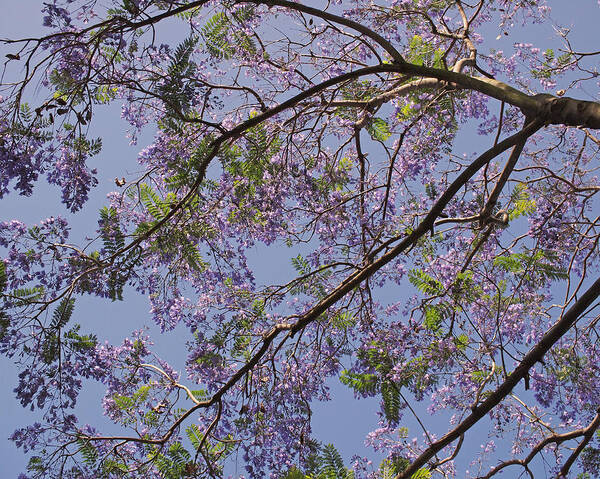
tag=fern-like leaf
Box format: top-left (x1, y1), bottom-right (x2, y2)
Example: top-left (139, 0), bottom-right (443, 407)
top-left (202, 13), bottom-right (233, 60)
top-left (408, 269), bottom-right (444, 296)
top-left (77, 437), bottom-right (98, 466)
top-left (157, 36), bottom-right (199, 117)
top-left (50, 297), bottom-right (75, 330)
top-left (139, 183), bottom-right (170, 221)
top-left (0, 261), bottom-right (7, 291)
top-left (0, 312), bottom-right (10, 340)
top-left (339, 370), bottom-right (379, 396)
top-left (381, 381), bottom-right (401, 424)
top-left (366, 117), bottom-right (391, 142)
top-left (99, 206), bottom-right (125, 256)
top-left (10, 286), bottom-right (45, 306)
top-left (292, 254), bottom-right (311, 276)
top-left (318, 444), bottom-right (346, 479)
top-left (186, 423), bottom-right (202, 451)
top-left (410, 468), bottom-right (432, 479)
top-left (280, 466), bottom-right (306, 479)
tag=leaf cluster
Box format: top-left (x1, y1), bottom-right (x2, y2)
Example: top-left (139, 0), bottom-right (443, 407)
top-left (135, 184), bottom-right (211, 273)
top-left (96, 206), bottom-right (144, 300)
top-left (281, 444), bottom-right (354, 479)
top-left (493, 248), bottom-right (568, 284)
top-left (38, 298), bottom-right (97, 365)
top-left (201, 8), bottom-right (256, 61)
top-left (290, 254), bottom-right (332, 299)
top-left (156, 36), bottom-right (201, 122)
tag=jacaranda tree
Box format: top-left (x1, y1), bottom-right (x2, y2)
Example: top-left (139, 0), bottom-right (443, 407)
top-left (2, 1), bottom-right (600, 477)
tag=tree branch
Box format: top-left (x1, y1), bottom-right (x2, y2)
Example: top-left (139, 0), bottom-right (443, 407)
top-left (397, 277), bottom-right (600, 479)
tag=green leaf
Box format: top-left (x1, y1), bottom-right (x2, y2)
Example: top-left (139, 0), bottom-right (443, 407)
top-left (407, 35), bottom-right (430, 66)
top-left (408, 269), bottom-right (444, 296)
top-left (39, 298), bottom-right (76, 364)
top-left (509, 183), bottom-right (536, 220)
top-left (64, 324), bottom-right (97, 351)
top-left (494, 250), bottom-right (568, 283)
top-left (379, 457), bottom-right (410, 478)
top-left (27, 456), bottom-right (46, 473)
top-left (234, 30), bottom-right (256, 56)
top-left (381, 381), bottom-right (401, 424)
top-left (202, 12), bottom-right (233, 60)
top-left (0, 261), bottom-right (7, 291)
top-left (411, 468), bottom-right (431, 479)
top-left (99, 206), bottom-right (125, 256)
top-left (101, 458), bottom-right (129, 475)
top-left (366, 117), bottom-right (391, 142)
top-left (50, 297), bottom-right (75, 330)
top-left (139, 183), bottom-right (170, 222)
top-left (423, 305), bottom-right (442, 332)
top-left (455, 334), bottom-right (469, 351)
top-left (424, 183), bottom-right (437, 201)
top-left (318, 444), bottom-right (348, 479)
top-left (201, 8), bottom-right (256, 60)
top-left (186, 423), bottom-right (203, 450)
top-left (77, 437), bottom-right (98, 466)
top-left (292, 254), bottom-right (311, 275)
top-left (0, 312), bottom-right (10, 340)
top-left (339, 370), bottom-right (379, 396)
top-left (9, 286), bottom-right (45, 306)
top-left (113, 394), bottom-right (135, 410)
top-left (280, 466), bottom-right (306, 479)
top-left (156, 36), bottom-right (200, 117)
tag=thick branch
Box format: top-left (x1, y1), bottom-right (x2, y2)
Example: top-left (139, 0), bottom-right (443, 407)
top-left (400, 65), bottom-right (600, 128)
top-left (397, 276), bottom-right (600, 479)
top-left (361, 63), bottom-right (600, 129)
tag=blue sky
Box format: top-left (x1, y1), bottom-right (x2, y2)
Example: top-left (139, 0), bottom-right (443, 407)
top-left (1, 2), bottom-right (599, 477)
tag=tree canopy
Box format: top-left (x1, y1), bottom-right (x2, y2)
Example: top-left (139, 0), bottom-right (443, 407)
top-left (2, 1), bottom-right (600, 478)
